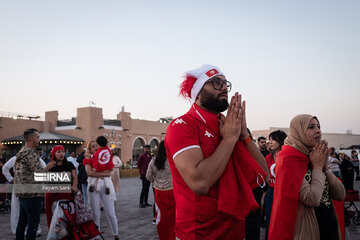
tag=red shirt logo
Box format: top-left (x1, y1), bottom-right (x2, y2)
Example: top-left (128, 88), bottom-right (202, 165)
top-left (205, 69), bottom-right (219, 78)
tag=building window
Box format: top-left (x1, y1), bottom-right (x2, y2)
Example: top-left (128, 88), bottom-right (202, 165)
top-left (132, 137), bottom-right (145, 167)
top-left (149, 139), bottom-right (159, 156)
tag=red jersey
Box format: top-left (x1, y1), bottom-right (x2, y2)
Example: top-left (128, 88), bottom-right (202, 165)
top-left (165, 104), bottom-right (266, 240)
top-left (91, 147), bottom-right (114, 172)
top-left (265, 153), bottom-right (276, 188)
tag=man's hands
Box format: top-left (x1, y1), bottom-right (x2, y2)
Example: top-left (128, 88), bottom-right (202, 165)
top-left (219, 92), bottom-right (249, 142)
top-left (220, 92), bottom-right (269, 181)
top-left (310, 140), bottom-right (330, 170)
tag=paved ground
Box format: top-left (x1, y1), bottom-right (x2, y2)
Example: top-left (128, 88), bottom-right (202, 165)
top-left (0, 177), bottom-right (359, 240)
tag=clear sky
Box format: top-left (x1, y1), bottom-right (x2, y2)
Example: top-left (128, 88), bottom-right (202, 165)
top-left (0, 0), bottom-right (359, 134)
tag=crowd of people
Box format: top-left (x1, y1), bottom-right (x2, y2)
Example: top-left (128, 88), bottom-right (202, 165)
top-left (0, 64), bottom-right (359, 240)
top-left (1, 130), bottom-right (122, 240)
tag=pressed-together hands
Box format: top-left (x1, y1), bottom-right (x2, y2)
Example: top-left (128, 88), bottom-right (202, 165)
top-left (219, 92), bottom-right (249, 143)
top-left (310, 140), bottom-right (330, 171)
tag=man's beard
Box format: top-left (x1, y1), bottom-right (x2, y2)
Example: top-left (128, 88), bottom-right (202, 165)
top-left (199, 88), bottom-right (229, 113)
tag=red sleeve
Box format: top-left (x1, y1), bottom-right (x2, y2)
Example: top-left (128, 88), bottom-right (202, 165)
top-left (265, 153), bottom-right (272, 169)
top-left (165, 116), bottom-right (200, 160)
top-left (92, 150), bottom-right (99, 163)
top-left (83, 157), bottom-right (93, 166)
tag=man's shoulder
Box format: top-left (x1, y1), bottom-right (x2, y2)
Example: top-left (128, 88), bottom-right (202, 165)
top-left (16, 148), bottom-right (37, 162)
top-left (169, 113), bottom-right (191, 125)
top-left (138, 153), bottom-right (146, 160)
top-left (167, 113), bottom-right (198, 134)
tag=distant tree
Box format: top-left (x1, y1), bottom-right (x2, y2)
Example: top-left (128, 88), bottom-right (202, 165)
top-left (159, 117), bottom-right (174, 123)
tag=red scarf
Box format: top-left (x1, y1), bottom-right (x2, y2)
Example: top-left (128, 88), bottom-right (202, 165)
top-left (268, 145), bottom-right (308, 240)
top-left (51, 145), bottom-right (65, 161)
top-left (188, 104), bottom-right (267, 220)
top-left (268, 145), bottom-right (345, 240)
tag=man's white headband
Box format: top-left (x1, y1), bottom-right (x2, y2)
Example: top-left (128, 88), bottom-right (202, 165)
top-left (186, 64), bottom-right (225, 103)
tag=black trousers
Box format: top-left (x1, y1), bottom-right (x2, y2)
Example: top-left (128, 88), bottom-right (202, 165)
top-left (139, 174), bottom-right (151, 204)
top-left (245, 186), bottom-right (264, 240)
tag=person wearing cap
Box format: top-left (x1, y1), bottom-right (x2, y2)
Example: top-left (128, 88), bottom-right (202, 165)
top-left (164, 64), bottom-right (269, 239)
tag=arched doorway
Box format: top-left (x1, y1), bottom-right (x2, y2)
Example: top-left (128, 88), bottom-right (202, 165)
top-left (132, 137), bottom-right (145, 168)
top-left (149, 138), bottom-right (159, 156)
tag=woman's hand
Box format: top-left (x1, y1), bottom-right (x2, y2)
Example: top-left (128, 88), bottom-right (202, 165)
top-left (45, 160), bottom-right (56, 171)
top-left (71, 185), bottom-right (78, 193)
top-left (323, 153), bottom-right (330, 171)
top-left (310, 140), bottom-right (329, 170)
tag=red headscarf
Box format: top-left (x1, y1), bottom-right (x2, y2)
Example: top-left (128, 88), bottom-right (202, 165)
top-left (51, 145), bottom-right (65, 161)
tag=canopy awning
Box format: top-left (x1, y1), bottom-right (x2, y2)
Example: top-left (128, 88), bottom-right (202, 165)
top-left (2, 132), bottom-right (84, 145)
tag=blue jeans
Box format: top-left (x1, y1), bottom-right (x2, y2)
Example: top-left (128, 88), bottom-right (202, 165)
top-left (16, 197), bottom-right (42, 240)
top-left (265, 187), bottom-right (274, 240)
top-left (82, 183), bottom-right (88, 206)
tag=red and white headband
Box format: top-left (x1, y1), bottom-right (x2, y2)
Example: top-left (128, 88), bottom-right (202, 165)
top-left (179, 64), bottom-right (225, 103)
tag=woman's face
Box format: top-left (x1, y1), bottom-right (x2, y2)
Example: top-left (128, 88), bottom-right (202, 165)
top-left (90, 142), bottom-right (98, 154)
top-left (55, 150), bottom-right (65, 161)
top-left (344, 155), bottom-right (349, 161)
top-left (269, 137), bottom-right (281, 152)
top-left (305, 118), bottom-right (322, 148)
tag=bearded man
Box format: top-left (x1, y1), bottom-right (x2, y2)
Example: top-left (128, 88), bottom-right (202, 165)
top-left (164, 64), bottom-right (269, 239)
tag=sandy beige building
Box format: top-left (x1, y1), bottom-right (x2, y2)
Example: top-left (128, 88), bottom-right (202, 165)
top-left (0, 106), bottom-right (169, 165)
top-left (252, 127), bottom-right (360, 150)
top-left (1, 108), bottom-right (359, 164)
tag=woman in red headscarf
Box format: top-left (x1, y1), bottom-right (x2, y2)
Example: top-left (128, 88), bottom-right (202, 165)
top-left (44, 145), bottom-right (78, 227)
top-left (268, 114), bottom-right (345, 240)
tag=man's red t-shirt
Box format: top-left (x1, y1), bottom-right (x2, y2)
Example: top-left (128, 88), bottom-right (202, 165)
top-left (92, 146), bottom-right (114, 172)
top-left (266, 153), bottom-right (276, 188)
top-left (165, 104), bottom-right (247, 240)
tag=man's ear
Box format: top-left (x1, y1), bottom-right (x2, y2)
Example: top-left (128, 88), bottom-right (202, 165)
top-left (195, 90), bottom-right (201, 102)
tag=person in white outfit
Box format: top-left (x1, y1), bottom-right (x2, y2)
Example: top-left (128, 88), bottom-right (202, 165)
top-left (328, 151), bottom-right (341, 177)
top-left (2, 153), bottom-right (46, 236)
top-left (111, 148), bottom-right (122, 192)
top-left (67, 152), bottom-right (79, 174)
top-left (83, 140), bottom-right (119, 240)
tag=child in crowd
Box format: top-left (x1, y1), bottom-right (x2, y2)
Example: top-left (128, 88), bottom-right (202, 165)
top-left (88, 136), bottom-right (114, 194)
